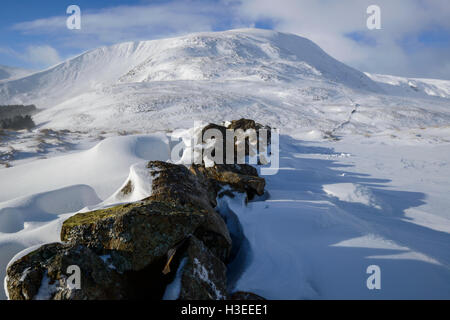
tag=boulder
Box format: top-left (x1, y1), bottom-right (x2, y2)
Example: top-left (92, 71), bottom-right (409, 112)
top-left (61, 200), bottom-right (207, 273)
top-left (179, 236), bottom-right (227, 300)
top-left (146, 161), bottom-right (232, 262)
top-left (200, 119), bottom-right (272, 165)
top-left (190, 163), bottom-right (265, 200)
top-left (6, 242), bottom-right (126, 300)
top-left (227, 118), bottom-right (272, 163)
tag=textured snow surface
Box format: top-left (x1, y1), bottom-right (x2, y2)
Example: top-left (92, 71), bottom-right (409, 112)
top-left (365, 73), bottom-right (450, 99)
top-left (0, 134), bottom-right (171, 300)
top-left (226, 135), bottom-right (450, 299)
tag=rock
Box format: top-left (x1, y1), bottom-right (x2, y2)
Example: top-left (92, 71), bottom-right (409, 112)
top-left (179, 236), bottom-right (227, 300)
top-left (147, 161), bottom-right (217, 210)
top-left (230, 291), bottom-right (266, 300)
top-left (61, 200), bottom-right (207, 272)
top-left (190, 163), bottom-right (265, 200)
top-left (200, 119), bottom-right (272, 165)
top-left (227, 118), bottom-right (272, 163)
top-left (120, 180), bottom-right (133, 195)
top-left (227, 118), bottom-right (272, 148)
top-left (146, 161), bottom-right (232, 262)
top-left (6, 242), bottom-right (126, 300)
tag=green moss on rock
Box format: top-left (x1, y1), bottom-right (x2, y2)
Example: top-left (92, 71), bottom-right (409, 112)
top-left (61, 202), bottom-right (141, 241)
top-left (60, 200), bottom-right (208, 272)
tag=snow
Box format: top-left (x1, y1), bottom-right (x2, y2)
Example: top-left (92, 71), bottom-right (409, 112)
top-left (19, 267), bottom-right (31, 282)
top-left (102, 162), bottom-right (157, 206)
top-left (365, 72), bottom-right (450, 99)
top-left (193, 258), bottom-right (226, 300)
top-left (163, 257), bottom-right (187, 300)
top-left (34, 271), bottom-right (59, 300)
top-left (0, 29), bottom-right (380, 109)
top-left (0, 28), bottom-right (449, 299)
top-left (225, 134), bottom-right (450, 299)
top-left (0, 185), bottom-right (101, 233)
top-left (323, 183), bottom-right (382, 209)
top-left (0, 133), bottom-right (170, 202)
top-left (0, 134), bottom-right (171, 300)
top-left (0, 65), bottom-right (33, 82)
top-left (99, 255), bottom-right (117, 270)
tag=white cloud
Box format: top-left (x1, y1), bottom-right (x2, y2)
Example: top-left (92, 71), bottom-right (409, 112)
top-left (0, 45), bottom-right (62, 69)
top-left (21, 45), bottom-right (62, 68)
top-left (8, 0), bottom-right (450, 79)
top-left (12, 2), bottom-right (229, 49)
top-left (235, 0), bottom-right (450, 79)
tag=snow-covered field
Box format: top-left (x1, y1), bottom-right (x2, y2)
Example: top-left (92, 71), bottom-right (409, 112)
top-left (0, 29), bottom-right (449, 299)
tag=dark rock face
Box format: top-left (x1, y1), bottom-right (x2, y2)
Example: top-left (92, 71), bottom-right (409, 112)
top-left (6, 243), bottom-right (126, 300)
top-left (61, 200), bottom-right (207, 273)
top-left (190, 163), bottom-right (265, 201)
top-left (6, 120), bottom-right (270, 300)
top-left (146, 161), bottom-right (232, 262)
top-left (200, 118), bottom-right (272, 165)
top-left (179, 236), bottom-right (227, 300)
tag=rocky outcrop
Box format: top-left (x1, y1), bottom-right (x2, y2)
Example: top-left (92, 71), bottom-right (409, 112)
top-left (6, 243), bottom-right (126, 300)
top-left (146, 161), bottom-right (232, 262)
top-left (179, 236), bottom-right (227, 300)
top-left (201, 118), bottom-right (272, 165)
top-left (60, 200), bottom-right (208, 272)
top-left (6, 120), bottom-right (270, 300)
top-left (190, 163), bottom-right (265, 201)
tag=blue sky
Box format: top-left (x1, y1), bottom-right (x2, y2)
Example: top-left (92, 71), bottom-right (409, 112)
top-left (0, 0), bottom-right (449, 79)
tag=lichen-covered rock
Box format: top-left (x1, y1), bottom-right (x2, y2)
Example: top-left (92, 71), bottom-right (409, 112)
top-left (227, 118), bottom-right (271, 134)
top-left (200, 119), bottom-right (272, 165)
top-left (146, 161), bottom-right (232, 262)
top-left (61, 200), bottom-right (207, 272)
top-left (179, 236), bottom-right (227, 300)
top-left (6, 243), bottom-right (126, 300)
top-left (190, 163), bottom-right (265, 200)
top-left (147, 161), bottom-right (217, 210)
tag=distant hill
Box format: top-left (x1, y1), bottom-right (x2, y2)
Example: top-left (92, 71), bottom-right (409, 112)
top-left (0, 65), bottom-right (33, 81)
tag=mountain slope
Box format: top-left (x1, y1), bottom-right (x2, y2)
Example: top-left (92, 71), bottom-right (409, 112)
top-left (365, 72), bottom-right (450, 99)
top-left (0, 65), bottom-right (33, 82)
top-left (1, 29), bottom-right (449, 136)
top-left (0, 29), bottom-right (381, 108)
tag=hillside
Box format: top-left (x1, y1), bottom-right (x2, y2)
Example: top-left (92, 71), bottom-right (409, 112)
top-left (1, 29), bottom-right (448, 136)
top-left (0, 65), bottom-right (33, 82)
top-left (0, 29), bottom-right (380, 107)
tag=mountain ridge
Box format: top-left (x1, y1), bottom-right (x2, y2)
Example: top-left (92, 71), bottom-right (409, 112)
top-left (0, 28), bottom-right (381, 108)
top-left (0, 28), bottom-right (449, 134)
top-left (0, 65), bottom-right (33, 82)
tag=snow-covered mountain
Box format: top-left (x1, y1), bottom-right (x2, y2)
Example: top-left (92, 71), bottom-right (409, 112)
top-left (365, 72), bottom-right (450, 99)
top-left (1, 29), bottom-right (450, 300)
top-left (0, 65), bottom-right (33, 82)
top-left (1, 29), bottom-right (448, 135)
top-left (0, 29), bottom-right (380, 106)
